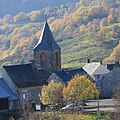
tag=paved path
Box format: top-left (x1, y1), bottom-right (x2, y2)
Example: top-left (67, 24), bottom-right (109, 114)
top-left (83, 99), bottom-right (117, 113)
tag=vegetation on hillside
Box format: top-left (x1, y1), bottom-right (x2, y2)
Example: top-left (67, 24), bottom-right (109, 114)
top-left (0, 0), bottom-right (120, 68)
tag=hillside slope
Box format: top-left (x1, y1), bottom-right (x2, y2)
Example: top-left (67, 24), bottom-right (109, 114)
top-left (0, 0), bottom-right (120, 68)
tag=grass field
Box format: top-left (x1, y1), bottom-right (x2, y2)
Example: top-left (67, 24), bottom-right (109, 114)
top-left (59, 34), bottom-right (118, 68)
top-left (26, 111), bottom-right (112, 120)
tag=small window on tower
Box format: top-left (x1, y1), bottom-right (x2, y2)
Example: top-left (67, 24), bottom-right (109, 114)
top-left (55, 52), bottom-right (59, 66)
top-left (40, 52), bottom-right (46, 68)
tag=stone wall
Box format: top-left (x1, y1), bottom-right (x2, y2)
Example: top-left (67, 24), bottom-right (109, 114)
top-left (34, 50), bottom-right (61, 72)
top-left (95, 66), bottom-right (120, 98)
top-left (48, 73), bottom-right (65, 85)
top-left (16, 86), bottom-right (42, 110)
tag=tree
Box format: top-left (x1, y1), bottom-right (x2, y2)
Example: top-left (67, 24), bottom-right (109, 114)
top-left (40, 80), bottom-right (64, 105)
top-left (63, 74), bottom-right (99, 104)
top-left (3, 15), bottom-right (13, 24)
top-left (28, 11), bottom-right (41, 22)
top-left (14, 12), bottom-right (30, 23)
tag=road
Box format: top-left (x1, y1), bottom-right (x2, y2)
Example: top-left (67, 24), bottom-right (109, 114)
top-left (83, 99), bottom-right (117, 113)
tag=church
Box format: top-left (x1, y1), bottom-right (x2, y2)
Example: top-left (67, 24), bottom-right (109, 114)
top-left (0, 21), bottom-right (63, 111)
top-left (0, 20), bottom-right (120, 114)
top-left (0, 21), bottom-right (83, 112)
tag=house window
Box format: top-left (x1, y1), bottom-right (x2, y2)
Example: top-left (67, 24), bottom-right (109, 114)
top-left (22, 93), bottom-right (26, 99)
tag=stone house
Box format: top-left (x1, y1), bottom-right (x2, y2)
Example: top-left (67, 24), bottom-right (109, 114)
top-left (0, 78), bottom-right (17, 111)
top-left (82, 61), bottom-right (110, 79)
top-left (3, 64), bottom-right (50, 110)
top-left (95, 62), bottom-right (120, 98)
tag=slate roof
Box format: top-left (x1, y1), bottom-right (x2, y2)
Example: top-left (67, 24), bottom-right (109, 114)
top-left (83, 62), bottom-right (110, 79)
top-left (67, 67), bottom-right (88, 77)
top-left (82, 63), bottom-right (100, 76)
top-left (3, 64), bottom-right (50, 88)
top-left (54, 71), bottom-right (71, 84)
top-left (0, 85), bottom-right (10, 99)
top-left (34, 21), bottom-right (60, 51)
top-left (107, 63), bottom-right (120, 71)
top-left (0, 78), bottom-right (17, 100)
top-left (107, 64), bottom-right (114, 71)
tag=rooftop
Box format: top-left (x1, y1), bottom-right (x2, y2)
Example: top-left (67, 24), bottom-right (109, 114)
top-left (3, 64), bottom-right (50, 88)
top-left (34, 21), bottom-right (60, 51)
top-left (0, 78), bottom-right (17, 100)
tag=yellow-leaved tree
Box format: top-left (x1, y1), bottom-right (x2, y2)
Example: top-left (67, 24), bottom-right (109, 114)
top-left (63, 74), bottom-right (99, 104)
top-left (40, 80), bottom-right (64, 105)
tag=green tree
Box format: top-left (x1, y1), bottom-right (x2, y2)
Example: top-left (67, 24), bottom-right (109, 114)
top-left (63, 74), bottom-right (99, 104)
top-left (40, 80), bottom-right (64, 105)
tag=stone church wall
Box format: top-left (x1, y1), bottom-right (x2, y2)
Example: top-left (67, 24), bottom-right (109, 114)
top-left (34, 50), bottom-right (61, 72)
top-left (16, 86), bottom-right (42, 110)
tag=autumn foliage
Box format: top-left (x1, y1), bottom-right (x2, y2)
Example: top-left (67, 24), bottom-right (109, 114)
top-left (63, 74), bottom-right (99, 104)
top-left (40, 75), bottom-right (99, 105)
top-left (40, 80), bottom-right (64, 105)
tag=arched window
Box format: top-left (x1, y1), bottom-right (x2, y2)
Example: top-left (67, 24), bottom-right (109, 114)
top-left (40, 52), bottom-right (46, 68)
top-left (55, 52), bottom-right (59, 66)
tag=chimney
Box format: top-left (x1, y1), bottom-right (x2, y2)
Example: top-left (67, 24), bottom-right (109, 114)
top-left (115, 61), bottom-right (119, 65)
top-left (100, 60), bottom-right (102, 65)
top-left (87, 59), bottom-right (90, 63)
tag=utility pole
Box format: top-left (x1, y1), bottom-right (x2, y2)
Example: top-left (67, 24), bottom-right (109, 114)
top-left (97, 100), bottom-right (101, 119)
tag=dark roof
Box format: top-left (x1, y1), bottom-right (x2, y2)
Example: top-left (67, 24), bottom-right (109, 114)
top-left (0, 84), bottom-right (10, 99)
top-left (0, 78), bottom-right (17, 100)
top-left (67, 67), bottom-right (88, 77)
top-left (107, 63), bottom-right (120, 71)
top-left (54, 71), bottom-right (71, 84)
top-left (3, 64), bottom-right (50, 88)
top-left (34, 21), bottom-right (60, 51)
top-left (107, 64), bottom-right (114, 71)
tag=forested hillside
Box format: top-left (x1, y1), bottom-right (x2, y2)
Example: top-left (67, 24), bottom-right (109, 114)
top-left (0, 0), bottom-right (120, 68)
top-left (0, 0), bottom-right (79, 17)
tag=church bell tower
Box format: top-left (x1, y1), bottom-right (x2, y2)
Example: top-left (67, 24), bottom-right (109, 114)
top-left (33, 21), bottom-right (61, 72)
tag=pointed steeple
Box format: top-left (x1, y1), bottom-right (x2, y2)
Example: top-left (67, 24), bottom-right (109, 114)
top-left (34, 21), bottom-right (60, 51)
